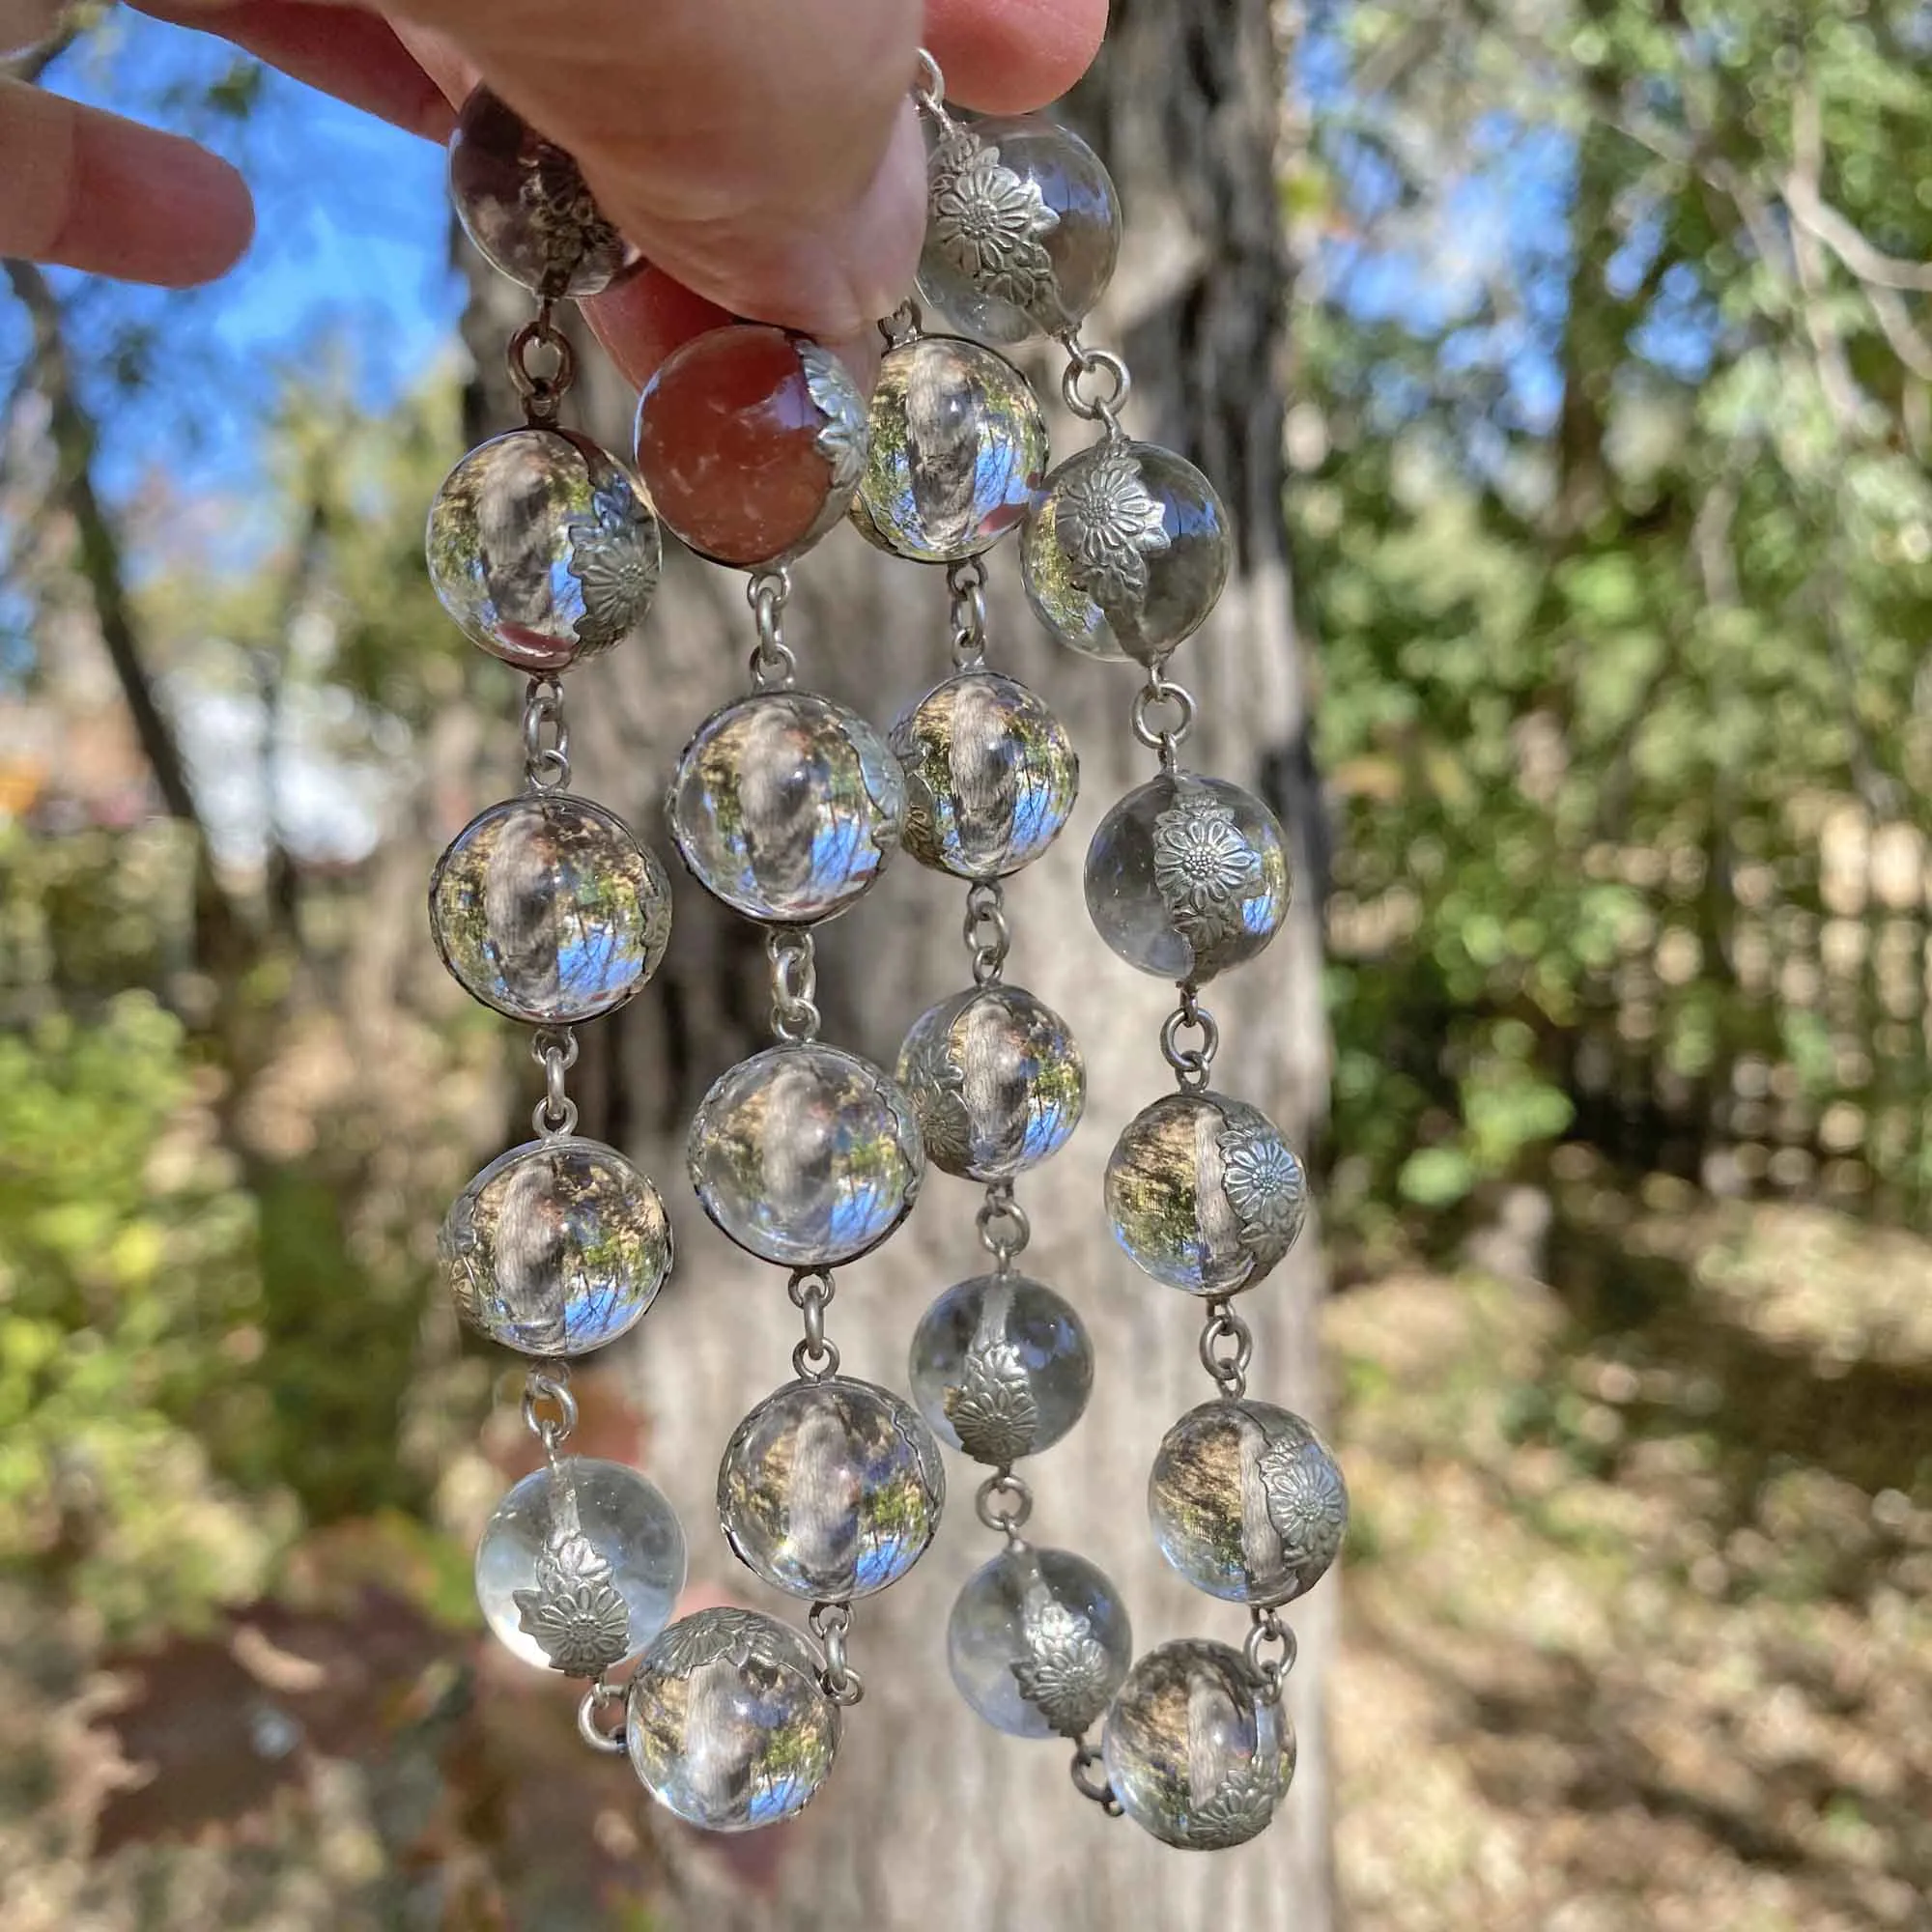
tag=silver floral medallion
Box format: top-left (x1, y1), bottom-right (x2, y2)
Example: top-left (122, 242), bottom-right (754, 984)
top-left (1187, 1753), bottom-right (1286, 1851)
top-left (521, 144), bottom-right (627, 296)
top-left (1216, 1109), bottom-right (1310, 1266)
top-left (797, 339), bottom-right (868, 499)
top-left (1055, 442), bottom-right (1172, 611)
top-left (647, 1605), bottom-right (778, 1679)
top-left (944, 1336), bottom-right (1039, 1464)
top-left (900, 1022), bottom-right (975, 1174)
top-left (514, 1529), bottom-right (631, 1677)
top-left (1011, 1589), bottom-right (1115, 1736)
top-left (1152, 793), bottom-right (1262, 954)
top-left (565, 475), bottom-right (661, 652)
top-left (1260, 1434), bottom-right (1349, 1577)
top-left (927, 124), bottom-right (1062, 324)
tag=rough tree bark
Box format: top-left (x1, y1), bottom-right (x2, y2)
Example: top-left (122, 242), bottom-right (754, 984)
top-left (458, 0), bottom-right (1333, 1921)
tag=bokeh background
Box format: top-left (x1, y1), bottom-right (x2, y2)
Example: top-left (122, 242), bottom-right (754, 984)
top-left (3, 2), bottom-right (1930, 1928)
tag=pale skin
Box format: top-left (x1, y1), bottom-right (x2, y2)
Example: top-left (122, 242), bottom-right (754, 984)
top-left (0, 0), bottom-right (1108, 381)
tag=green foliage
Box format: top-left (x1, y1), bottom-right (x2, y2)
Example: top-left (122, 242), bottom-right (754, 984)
top-left (1298, 0), bottom-right (1932, 1240)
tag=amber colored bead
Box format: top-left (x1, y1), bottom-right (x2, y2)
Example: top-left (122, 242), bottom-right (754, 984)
top-left (633, 325), bottom-right (867, 569)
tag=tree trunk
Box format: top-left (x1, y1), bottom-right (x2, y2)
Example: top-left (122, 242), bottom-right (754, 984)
top-left (459, 0), bottom-right (1332, 1919)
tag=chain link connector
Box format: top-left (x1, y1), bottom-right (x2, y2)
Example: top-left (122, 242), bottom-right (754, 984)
top-left (577, 1674), bottom-right (628, 1754)
top-left (1198, 1296), bottom-right (1253, 1400)
top-left (1070, 1739), bottom-right (1124, 1816)
top-left (1129, 667), bottom-right (1197, 771)
top-left (529, 1026), bottom-right (581, 1138)
top-left (810, 1601), bottom-right (865, 1705)
top-left (975, 1180), bottom-right (1032, 1270)
top-left (1159, 985), bottom-right (1220, 1092)
top-left (522, 675), bottom-right (572, 793)
top-left (962, 878), bottom-right (1010, 985)
top-left (508, 304), bottom-right (578, 426)
top-left (1057, 331), bottom-right (1132, 437)
top-left (788, 1267), bottom-right (840, 1381)
top-left (877, 297), bottom-right (926, 350)
top-left (522, 1364), bottom-right (579, 1463)
top-left (1244, 1607), bottom-right (1297, 1707)
top-left (946, 556), bottom-right (989, 669)
top-left (913, 45), bottom-right (951, 123)
top-left (766, 926), bottom-right (822, 1042)
top-left (975, 1467), bottom-right (1035, 1540)
top-left (747, 565), bottom-right (798, 690)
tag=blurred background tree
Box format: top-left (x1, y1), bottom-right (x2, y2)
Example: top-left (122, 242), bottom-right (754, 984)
top-left (0, 2), bottom-right (1927, 1928)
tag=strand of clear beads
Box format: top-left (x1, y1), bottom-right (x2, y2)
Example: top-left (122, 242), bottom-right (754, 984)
top-left (431, 87), bottom-right (688, 1731)
top-left (902, 47), bottom-right (1350, 1850)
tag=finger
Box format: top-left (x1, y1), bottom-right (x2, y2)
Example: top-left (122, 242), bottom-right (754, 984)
top-left (0, 78), bottom-right (254, 284)
top-left (136, 3), bottom-right (455, 140)
top-left (924, 0), bottom-right (1111, 113)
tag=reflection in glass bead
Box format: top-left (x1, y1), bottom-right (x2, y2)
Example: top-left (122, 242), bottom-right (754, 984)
top-left (634, 326), bottom-right (867, 567)
top-left (668, 692), bottom-right (906, 923)
top-left (948, 1545), bottom-right (1131, 1739)
top-left (426, 428), bottom-right (661, 672)
top-left (626, 1607), bottom-right (838, 1832)
top-left (1150, 1399), bottom-right (1349, 1607)
top-left (850, 335), bottom-right (1047, 563)
top-left (475, 1457), bottom-right (686, 1676)
top-left (909, 1271), bottom-right (1094, 1463)
top-left (890, 670), bottom-right (1079, 879)
top-left (447, 85), bottom-right (640, 298)
top-left (686, 1043), bottom-right (923, 1266)
top-left (439, 1136), bottom-right (670, 1357)
top-left (1104, 1091), bottom-right (1308, 1297)
top-left (1085, 772), bottom-right (1290, 983)
top-left (717, 1378), bottom-right (946, 1601)
top-left (430, 794), bottom-right (672, 1024)
top-left (896, 984), bottom-right (1085, 1181)
top-left (1022, 440), bottom-right (1230, 665)
top-left (1102, 1639), bottom-right (1294, 1850)
top-left (918, 113), bottom-right (1121, 343)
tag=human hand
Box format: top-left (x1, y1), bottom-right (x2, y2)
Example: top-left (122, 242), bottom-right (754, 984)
top-left (0, 0), bottom-right (1107, 377)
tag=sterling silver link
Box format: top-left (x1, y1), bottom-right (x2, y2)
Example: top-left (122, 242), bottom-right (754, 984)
top-left (787, 1267), bottom-right (841, 1381)
top-left (522, 1362), bottom-right (579, 1473)
top-left (1070, 1738), bottom-right (1124, 1816)
top-left (962, 879), bottom-right (1010, 986)
top-left (507, 300), bottom-right (577, 426)
top-left (1159, 986), bottom-right (1219, 1092)
top-left (577, 1673), bottom-right (628, 1753)
top-left (1056, 330), bottom-right (1132, 439)
top-left (523, 675), bottom-right (572, 792)
top-left (766, 926), bottom-right (822, 1042)
top-left (975, 1180), bottom-right (1032, 1271)
top-left (1198, 1296), bottom-right (1253, 1400)
top-left (1128, 665), bottom-right (1197, 771)
top-left (974, 1466), bottom-right (1034, 1545)
top-left (1244, 1606), bottom-right (1296, 1707)
top-left (810, 1600), bottom-right (865, 1706)
top-left (529, 1026), bottom-right (581, 1137)
top-left (946, 556), bottom-right (989, 669)
top-left (747, 565), bottom-right (798, 690)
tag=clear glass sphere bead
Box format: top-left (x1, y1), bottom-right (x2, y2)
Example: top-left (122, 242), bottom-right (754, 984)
top-left (447, 84), bottom-right (639, 298)
top-left (948, 1544), bottom-right (1132, 1739)
top-left (909, 1271), bottom-right (1094, 1463)
top-left (426, 428), bottom-right (661, 672)
top-left (634, 326), bottom-right (867, 567)
top-left (668, 692), bottom-right (906, 923)
top-left (896, 984), bottom-right (1085, 1181)
top-left (1104, 1091), bottom-right (1308, 1297)
top-left (890, 670), bottom-right (1079, 879)
top-left (1085, 772), bottom-right (1290, 983)
top-left (717, 1377), bottom-right (946, 1601)
top-left (918, 113), bottom-right (1121, 343)
top-left (429, 794), bottom-right (672, 1024)
top-left (439, 1136), bottom-right (670, 1357)
top-left (626, 1607), bottom-right (839, 1832)
top-left (687, 1043), bottom-right (923, 1266)
top-left (1150, 1398), bottom-right (1348, 1607)
top-left (475, 1457), bottom-right (686, 1676)
top-left (850, 335), bottom-right (1047, 563)
top-left (1102, 1638), bottom-right (1294, 1850)
top-left (1022, 440), bottom-right (1230, 665)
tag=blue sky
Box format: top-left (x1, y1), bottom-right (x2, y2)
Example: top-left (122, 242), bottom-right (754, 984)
top-left (24, 12), bottom-right (465, 508)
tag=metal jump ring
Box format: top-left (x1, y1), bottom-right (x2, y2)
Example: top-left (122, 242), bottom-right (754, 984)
top-left (577, 1679), bottom-right (627, 1754)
